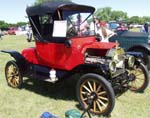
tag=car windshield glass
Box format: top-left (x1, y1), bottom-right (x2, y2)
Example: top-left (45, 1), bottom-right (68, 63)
top-left (63, 11), bottom-right (95, 37)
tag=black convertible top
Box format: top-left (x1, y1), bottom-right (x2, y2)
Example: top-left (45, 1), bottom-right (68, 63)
top-left (26, 1), bottom-right (95, 16)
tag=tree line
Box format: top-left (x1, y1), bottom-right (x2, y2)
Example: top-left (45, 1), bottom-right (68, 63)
top-left (95, 7), bottom-right (150, 24)
top-left (0, 0), bottom-right (150, 30)
top-left (0, 21), bottom-right (27, 30)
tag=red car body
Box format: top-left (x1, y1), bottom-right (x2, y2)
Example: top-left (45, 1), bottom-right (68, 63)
top-left (22, 36), bottom-right (116, 70)
top-left (1, 1), bottom-right (149, 116)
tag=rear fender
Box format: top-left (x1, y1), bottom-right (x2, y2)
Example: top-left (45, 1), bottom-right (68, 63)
top-left (1, 50), bottom-right (29, 74)
top-left (1, 50), bottom-right (25, 61)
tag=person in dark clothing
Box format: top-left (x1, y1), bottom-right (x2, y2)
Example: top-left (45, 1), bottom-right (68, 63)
top-left (144, 23), bottom-right (148, 33)
top-left (0, 29), bottom-right (2, 40)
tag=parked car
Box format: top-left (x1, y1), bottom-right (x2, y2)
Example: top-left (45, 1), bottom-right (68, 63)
top-left (1, 1), bottom-right (149, 116)
top-left (108, 21), bottom-right (128, 31)
top-left (7, 27), bottom-right (18, 35)
top-left (109, 30), bottom-right (150, 70)
top-left (108, 21), bottom-right (119, 31)
top-left (129, 23), bottom-right (142, 28)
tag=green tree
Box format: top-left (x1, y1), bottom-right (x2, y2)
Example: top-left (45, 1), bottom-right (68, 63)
top-left (111, 10), bottom-right (128, 21)
top-left (94, 7), bottom-right (128, 22)
top-left (142, 16), bottom-right (150, 24)
top-left (16, 22), bottom-right (28, 27)
top-left (95, 7), bottom-right (112, 22)
top-left (129, 16), bottom-right (140, 24)
top-left (0, 20), bottom-right (9, 30)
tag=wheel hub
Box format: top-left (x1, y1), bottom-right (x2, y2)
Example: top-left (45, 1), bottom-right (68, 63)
top-left (90, 92), bottom-right (98, 101)
top-left (129, 73), bottom-right (136, 81)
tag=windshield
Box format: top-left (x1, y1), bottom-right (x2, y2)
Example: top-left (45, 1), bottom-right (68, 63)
top-left (63, 11), bottom-right (95, 37)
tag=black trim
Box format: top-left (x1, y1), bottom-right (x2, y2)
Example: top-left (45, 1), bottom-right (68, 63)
top-left (1, 50), bottom-right (25, 61)
top-left (37, 36), bottom-right (67, 43)
top-left (26, 1), bottom-right (95, 16)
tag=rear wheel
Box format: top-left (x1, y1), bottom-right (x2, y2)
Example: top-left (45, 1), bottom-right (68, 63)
top-left (128, 63), bottom-right (149, 92)
top-left (76, 73), bottom-right (115, 116)
top-left (5, 60), bottom-right (23, 88)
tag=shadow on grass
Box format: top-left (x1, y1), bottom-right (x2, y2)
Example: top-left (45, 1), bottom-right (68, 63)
top-left (21, 76), bottom-right (78, 101)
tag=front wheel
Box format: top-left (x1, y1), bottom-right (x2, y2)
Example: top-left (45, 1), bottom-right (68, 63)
top-left (5, 60), bottom-right (23, 88)
top-left (128, 62), bottom-right (149, 92)
top-left (76, 73), bottom-right (115, 116)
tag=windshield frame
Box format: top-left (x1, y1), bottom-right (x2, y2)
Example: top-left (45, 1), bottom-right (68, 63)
top-left (62, 10), bottom-right (95, 37)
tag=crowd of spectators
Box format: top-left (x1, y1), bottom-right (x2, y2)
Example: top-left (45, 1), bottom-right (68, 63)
top-left (72, 13), bottom-right (150, 43)
top-left (73, 15), bottom-right (116, 42)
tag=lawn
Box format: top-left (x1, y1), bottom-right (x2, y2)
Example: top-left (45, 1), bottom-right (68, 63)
top-left (0, 35), bottom-right (150, 118)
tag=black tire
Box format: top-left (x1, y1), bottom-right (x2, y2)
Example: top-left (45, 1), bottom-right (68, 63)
top-left (5, 60), bottom-right (23, 88)
top-left (128, 63), bottom-right (149, 92)
top-left (76, 73), bottom-right (115, 116)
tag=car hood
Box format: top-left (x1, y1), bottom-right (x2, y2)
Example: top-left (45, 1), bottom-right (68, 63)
top-left (71, 36), bottom-right (116, 53)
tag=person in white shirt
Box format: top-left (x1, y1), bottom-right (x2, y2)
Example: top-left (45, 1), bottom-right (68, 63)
top-left (98, 21), bottom-right (116, 42)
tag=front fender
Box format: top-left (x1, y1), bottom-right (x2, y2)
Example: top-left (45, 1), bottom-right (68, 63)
top-left (74, 64), bottom-right (110, 77)
top-left (127, 44), bottom-right (150, 55)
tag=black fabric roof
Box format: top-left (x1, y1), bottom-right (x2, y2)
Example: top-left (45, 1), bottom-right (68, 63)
top-left (26, 1), bottom-right (95, 16)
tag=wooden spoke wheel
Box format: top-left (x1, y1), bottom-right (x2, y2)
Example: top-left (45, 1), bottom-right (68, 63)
top-left (5, 60), bottom-right (23, 88)
top-left (76, 73), bottom-right (115, 116)
top-left (128, 63), bottom-right (149, 92)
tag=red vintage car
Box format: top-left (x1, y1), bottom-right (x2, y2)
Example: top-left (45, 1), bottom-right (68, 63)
top-left (1, 1), bottom-right (149, 116)
top-left (7, 27), bottom-right (18, 35)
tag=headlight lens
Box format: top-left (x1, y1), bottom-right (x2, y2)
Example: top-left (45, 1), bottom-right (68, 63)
top-left (109, 61), bottom-right (116, 73)
top-left (128, 56), bottom-right (135, 67)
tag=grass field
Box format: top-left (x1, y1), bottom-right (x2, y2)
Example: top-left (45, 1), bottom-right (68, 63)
top-left (0, 35), bottom-right (150, 118)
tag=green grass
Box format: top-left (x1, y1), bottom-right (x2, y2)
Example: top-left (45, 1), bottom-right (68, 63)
top-left (0, 35), bottom-right (150, 118)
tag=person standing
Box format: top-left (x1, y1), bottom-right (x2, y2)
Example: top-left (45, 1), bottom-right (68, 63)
top-left (0, 29), bottom-right (2, 40)
top-left (116, 22), bottom-right (128, 31)
top-left (141, 23), bottom-right (150, 34)
top-left (26, 25), bottom-right (32, 42)
top-left (75, 14), bottom-right (89, 36)
top-left (90, 16), bottom-right (100, 35)
top-left (144, 23), bottom-right (149, 33)
top-left (98, 21), bottom-right (116, 42)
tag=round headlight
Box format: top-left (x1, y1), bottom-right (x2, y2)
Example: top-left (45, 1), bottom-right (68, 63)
top-left (109, 61), bottom-right (116, 73)
top-left (128, 56), bottom-right (135, 67)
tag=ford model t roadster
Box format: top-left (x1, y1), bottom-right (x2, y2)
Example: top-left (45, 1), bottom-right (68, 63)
top-left (1, 2), bottom-right (149, 116)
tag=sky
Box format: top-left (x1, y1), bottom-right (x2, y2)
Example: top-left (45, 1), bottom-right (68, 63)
top-left (0, 0), bottom-right (150, 23)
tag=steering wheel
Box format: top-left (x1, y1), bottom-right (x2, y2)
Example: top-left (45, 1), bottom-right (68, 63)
top-left (67, 26), bottom-right (77, 37)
